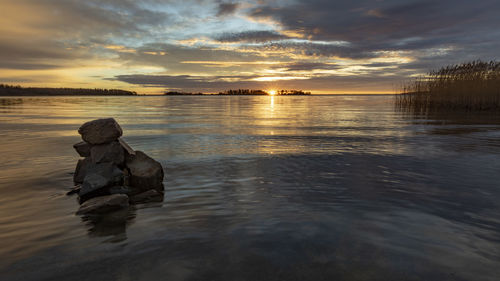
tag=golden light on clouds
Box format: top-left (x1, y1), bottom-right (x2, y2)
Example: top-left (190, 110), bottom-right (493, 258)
top-left (180, 61), bottom-right (283, 66)
top-left (104, 45), bottom-right (137, 54)
top-left (253, 76), bottom-right (309, 82)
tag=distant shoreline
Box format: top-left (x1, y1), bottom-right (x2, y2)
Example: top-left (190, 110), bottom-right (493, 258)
top-left (0, 84), bottom-right (137, 96)
top-left (0, 84), bottom-right (393, 96)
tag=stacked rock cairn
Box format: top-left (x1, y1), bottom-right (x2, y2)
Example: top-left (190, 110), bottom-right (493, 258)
top-left (70, 118), bottom-right (164, 215)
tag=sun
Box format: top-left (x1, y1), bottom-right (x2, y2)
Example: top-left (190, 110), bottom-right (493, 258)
top-left (268, 90), bottom-right (277, 96)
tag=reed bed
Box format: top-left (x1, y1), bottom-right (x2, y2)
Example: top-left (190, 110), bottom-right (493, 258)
top-left (396, 60), bottom-right (500, 112)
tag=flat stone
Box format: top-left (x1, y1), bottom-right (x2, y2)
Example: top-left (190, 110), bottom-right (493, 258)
top-left (130, 189), bottom-right (164, 204)
top-left (118, 138), bottom-right (135, 156)
top-left (126, 151), bottom-right (164, 191)
top-left (76, 194), bottom-right (129, 215)
top-left (74, 157), bottom-right (92, 184)
top-left (90, 141), bottom-right (124, 166)
top-left (78, 118), bottom-right (123, 145)
top-left (73, 141), bottom-right (92, 157)
top-left (80, 163), bottom-right (124, 198)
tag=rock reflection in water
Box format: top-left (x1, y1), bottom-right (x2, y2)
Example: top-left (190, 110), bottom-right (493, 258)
top-left (81, 207), bottom-right (136, 241)
top-left (78, 190), bottom-right (165, 240)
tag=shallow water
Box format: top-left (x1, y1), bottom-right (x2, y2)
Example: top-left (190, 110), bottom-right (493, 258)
top-left (0, 95), bottom-right (499, 281)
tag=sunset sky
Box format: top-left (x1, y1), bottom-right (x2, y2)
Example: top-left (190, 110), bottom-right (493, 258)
top-left (1, 0), bottom-right (499, 94)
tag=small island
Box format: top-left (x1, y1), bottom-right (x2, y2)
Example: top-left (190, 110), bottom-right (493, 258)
top-left (0, 84), bottom-right (137, 96)
top-left (165, 89), bottom-right (312, 96)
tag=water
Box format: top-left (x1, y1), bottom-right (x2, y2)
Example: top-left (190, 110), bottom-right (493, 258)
top-left (0, 95), bottom-right (499, 281)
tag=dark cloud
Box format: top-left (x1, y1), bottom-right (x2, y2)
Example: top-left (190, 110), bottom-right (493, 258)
top-left (215, 30), bottom-right (289, 43)
top-left (41, 0), bottom-right (173, 36)
top-left (216, 2), bottom-right (239, 17)
top-left (361, 62), bottom-right (395, 68)
top-left (111, 74), bottom-right (260, 92)
top-left (0, 0), bottom-right (175, 70)
top-left (276, 62), bottom-right (342, 72)
top-left (0, 38), bottom-right (91, 70)
top-left (249, 42), bottom-right (375, 59)
top-left (249, 0), bottom-right (500, 56)
top-left (0, 62), bottom-right (61, 71)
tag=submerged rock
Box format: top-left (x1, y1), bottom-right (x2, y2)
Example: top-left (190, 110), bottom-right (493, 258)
top-left (76, 194), bottom-right (129, 215)
top-left (130, 189), bottom-right (163, 204)
top-left (74, 157), bottom-right (92, 184)
top-left (126, 151), bottom-right (164, 191)
top-left (73, 141), bottom-right (92, 157)
top-left (80, 163), bottom-right (124, 198)
top-left (90, 141), bottom-right (125, 166)
top-left (78, 118), bottom-right (122, 145)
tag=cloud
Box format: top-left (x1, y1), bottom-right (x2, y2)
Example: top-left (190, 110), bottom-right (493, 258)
top-left (248, 0), bottom-right (500, 54)
top-left (0, 0), bottom-right (175, 71)
top-left (276, 62), bottom-right (342, 72)
top-left (248, 41), bottom-right (375, 59)
top-left (111, 74), bottom-right (259, 92)
top-left (216, 2), bottom-right (239, 17)
top-left (215, 30), bottom-right (289, 43)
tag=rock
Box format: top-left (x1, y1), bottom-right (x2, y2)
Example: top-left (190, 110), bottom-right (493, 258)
top-left (73, 141), bottom-right (92, 157)
top-left (130, 189), bottom-right (164, 204)
top-left (79, 163), bottom-right (124, 199)
top-left (107, 185), bottom-right (131, 195)
top-left (123, 168), bottom-right (131, 187)
top-left (90, 141), bottom-right (125, 166)
top-left (74, 157), bottom-right (92, 184)
top-left (126, 151), bottom-right (164, 191)
top-left (118, 138), bottom-right (135, 156)
top-left (78, 118), bottom-right (123, 145)
top-left (67, 185), bottom-right (81, 195)
top-left (76, 194), bottom-right (129, 215)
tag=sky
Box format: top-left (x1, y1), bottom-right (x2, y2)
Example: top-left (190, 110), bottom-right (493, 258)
top-left (1, 0), bottom-right (499, 94)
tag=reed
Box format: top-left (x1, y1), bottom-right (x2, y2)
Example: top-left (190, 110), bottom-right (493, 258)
top-left (396, 60), bottom-right (500, 112)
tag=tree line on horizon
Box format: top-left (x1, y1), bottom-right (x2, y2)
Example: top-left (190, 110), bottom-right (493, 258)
top-left (218, 89), bottom-right (311, 95)
top-left (218, 89), bottom-right (268, 95)
top-left (217, 89), bottom-right (311, 95)
top-left (271, 89), bottom-right (312, 95)
top-left (164, 89), bottom-right (311, 95)
top-left (0, 84), bottom-right (137, 96)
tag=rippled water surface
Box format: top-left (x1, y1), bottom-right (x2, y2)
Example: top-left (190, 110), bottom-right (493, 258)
top-left (1, 95), bottom-right (500, 281)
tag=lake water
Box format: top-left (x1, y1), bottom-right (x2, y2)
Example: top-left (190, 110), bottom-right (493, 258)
top-left (1, 95), bottom-right (499, 281)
